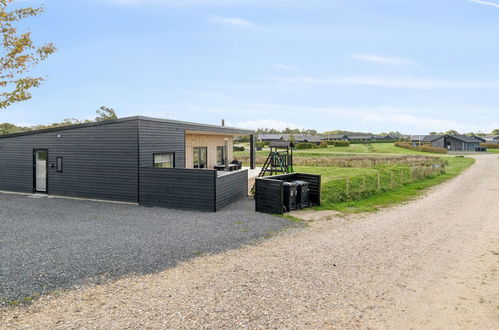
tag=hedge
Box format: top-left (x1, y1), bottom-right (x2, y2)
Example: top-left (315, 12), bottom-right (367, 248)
top-left (295, 142), bottom-right (315, 149)
top-left (395, 141), bottom-right (448, 154)
top-left (481, 143), bottom-right (499, 149)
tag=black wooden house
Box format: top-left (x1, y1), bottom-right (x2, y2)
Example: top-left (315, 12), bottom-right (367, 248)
top-left (0, 116), bottom-right (256, 211)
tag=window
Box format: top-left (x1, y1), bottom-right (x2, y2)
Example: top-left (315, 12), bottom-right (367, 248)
top-left (217, 146), bottom-right (226, 165)
top-left (56, 157), bottom-right (63, 172)
top-left (154, 153), bottom-right (175, 168)
top-left (193, 147), bottom-right (207, 168)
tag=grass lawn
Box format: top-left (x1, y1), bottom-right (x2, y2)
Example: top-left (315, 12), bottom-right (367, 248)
top-left (304, 156), bottom-right (475, 213)
top-left (234, 142), bottom-right (447, 160)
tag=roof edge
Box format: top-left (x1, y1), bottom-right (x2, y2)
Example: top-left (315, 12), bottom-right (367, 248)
top-left (0, 116), bottom-right (140, 139)
top-left (136, 116), bottom-right (254, 134)
top-left (0, 115), bottom-right (255, 139)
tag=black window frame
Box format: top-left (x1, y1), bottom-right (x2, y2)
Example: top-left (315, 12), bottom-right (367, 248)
top-left (216, 145), bottom-right (226, 165)
top-left (56, 156), bottom-right (63, 172)
top-left (193, 147), bottom-right (208, 169)
top-left (153, 152), bottom-right (176, 168)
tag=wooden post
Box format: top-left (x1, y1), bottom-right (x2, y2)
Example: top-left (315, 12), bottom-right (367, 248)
top-left (377, 171), bottom-right (381, 191)
top-left (346, 177), bottom-right (350, 198)
top-left (249, 134), bottom-right (256, 170)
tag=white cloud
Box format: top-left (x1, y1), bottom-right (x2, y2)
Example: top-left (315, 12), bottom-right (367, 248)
top-left (469, 0), bottom-right (499, 9)
top-left (235, 119), bottom-right (302, 130)
top-left (271, 75), bottom-right (499, 89)
top-left (272, 64), bottom-right (299, 71)
top-left (351, 54), bottom-right (420, 68)
top-left (209, 16), bottom-right (257, 28)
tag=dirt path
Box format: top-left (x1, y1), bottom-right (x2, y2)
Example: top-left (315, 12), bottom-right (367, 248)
top-left (1, 155), bottom-right (498, 329)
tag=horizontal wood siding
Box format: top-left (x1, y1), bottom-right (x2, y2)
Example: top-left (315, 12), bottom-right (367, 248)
top-left (255, 178), bottom-right (283, 214)
top-left (216, 170), bottom-right (248, 210)
top-left (295, 173), bottom-right (321, 206)
top-left (139, 168), bottom-right (216, 211)
top-left (0, 120), bottom-right (139, 202)
top-left (138, 119), bottom-right (186, 168)
top-left (255, 173), bottom-right (321, 214)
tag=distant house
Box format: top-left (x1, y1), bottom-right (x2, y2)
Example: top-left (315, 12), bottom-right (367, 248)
top-left (257, 133), bottom-right (324, 145)
top-left (282, 134), bottom-right (324, 145)
top-left (377, 134), bottom-right (398, 140)
top-left (411, 135), bottom-right (484, 151)
top-left (346, 135), bottom-right (375, 142)
top-left (323, 134), bottom-right (349, 141)
top-left (483, 135), bottom-right (499, 143)
top-left (410, 135), bottom-right (443, 145)
top-left (257, 134), bottom-right (283, 143)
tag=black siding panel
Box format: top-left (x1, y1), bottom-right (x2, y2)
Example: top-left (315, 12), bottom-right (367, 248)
top-left (138, 119), bottom-right (186, 168)
top-left (255, 173), bottom-right (321, 214)
top-left (255, 179), bottom-right (283, 214)
top-left (139, 168), bottom-right (216, 211)
top-left (0, 120), bottom-right (139, 202)
top-left (216, 170), bottom-right (248, 210)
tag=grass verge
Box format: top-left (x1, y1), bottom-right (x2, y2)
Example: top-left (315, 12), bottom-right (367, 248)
top-left (313, 156), bottom-right (475, 213)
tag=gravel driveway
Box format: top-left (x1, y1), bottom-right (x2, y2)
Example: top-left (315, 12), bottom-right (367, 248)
top-left (0, 195), bottom-right (293, 304)
top-left (1, 155), bottom-right (498, 329)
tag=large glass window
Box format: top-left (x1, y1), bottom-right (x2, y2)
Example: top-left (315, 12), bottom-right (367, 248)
top-left (193, 147), bottom-right (207, 168)
top-left (217, 146), bottom-right (226, 165)
top-left (154, 153), bottom-right (175, 168)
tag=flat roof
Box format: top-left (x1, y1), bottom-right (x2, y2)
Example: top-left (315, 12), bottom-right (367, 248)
top-left (0, 116), bottom-right (254, 139)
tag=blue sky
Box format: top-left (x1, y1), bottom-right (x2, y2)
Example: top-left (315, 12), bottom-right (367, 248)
top-left (2, 0), bottom-right (499, 134)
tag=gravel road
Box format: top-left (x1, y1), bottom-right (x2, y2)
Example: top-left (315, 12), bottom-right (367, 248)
top-left (0, 196), bottom-right (293, 304)
top-left (1, 155), bottom-right (498, 329)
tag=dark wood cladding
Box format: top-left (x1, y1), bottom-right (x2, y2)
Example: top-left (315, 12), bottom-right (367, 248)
top-left (139, 168), bottom-right (216, 211)
top-left (216, 170), bottom-right (248, 210)
top-left (0, 116), bottom-right (253, 210)
top-left (138, 119), bottom-right (186, 168)
top-left (0, 120), bottom-right (139, 202)
top-left (255, 173), bottom-right (321, 214)
top-left (255, 179), bottom-right (284, 214)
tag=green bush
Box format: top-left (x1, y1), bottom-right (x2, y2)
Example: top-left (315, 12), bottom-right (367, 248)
top-left (481, 143), bottom-right (499, 149)
top-left (295, 142), bottom-right (315, 149)
top-left (321, 165), bottom-right (443, 204)
top-left (333, 140), bottom-right (350, 147)
top-left (256, 142), bottom-right (265, 148)
top-left (233, 146), bottom-right (245, 152)
top-left (395, 141), bottom-right (447, 154)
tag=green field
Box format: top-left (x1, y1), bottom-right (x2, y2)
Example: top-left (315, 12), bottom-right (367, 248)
top-left (303, 156), bottom-right (474, 213)
top-left (234, 142), bottom-right (447, 160)
top-left (240, 142), bottom-right (475, 214)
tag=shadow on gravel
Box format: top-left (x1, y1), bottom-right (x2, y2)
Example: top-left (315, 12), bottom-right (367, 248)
top-left (0, 194), bottom-right (297, 306)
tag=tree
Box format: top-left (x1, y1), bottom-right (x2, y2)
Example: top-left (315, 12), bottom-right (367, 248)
top-left (492, 129), bottom-right (499, 135)
top-left (429, 132), bottom-right (438, 135)
top-left (445, 129), bottom-right (459, 135)
top-left (95, 106), bottom-right (118, 122)
top-left (1, 0), bottom-right (56, 108)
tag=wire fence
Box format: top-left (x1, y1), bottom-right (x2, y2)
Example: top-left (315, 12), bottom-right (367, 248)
top-left (322, 164), bottom-right (446, 204)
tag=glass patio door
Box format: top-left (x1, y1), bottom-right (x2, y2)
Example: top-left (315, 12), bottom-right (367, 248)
top-left (34, 149), bottom-right (48, 192)
top-left (193, 147), bottom-right (207, 168)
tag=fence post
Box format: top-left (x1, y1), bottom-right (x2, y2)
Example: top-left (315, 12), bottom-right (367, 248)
top-left (377, 171), bottom-right (381, 191)
top-left (390, 171), bottom-right (394, 187)
top-left (346, 177), bottom-right (350, 198)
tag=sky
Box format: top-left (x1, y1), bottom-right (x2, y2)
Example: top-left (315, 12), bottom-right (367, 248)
top-left (1, 0), bottom-right (499, 134)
